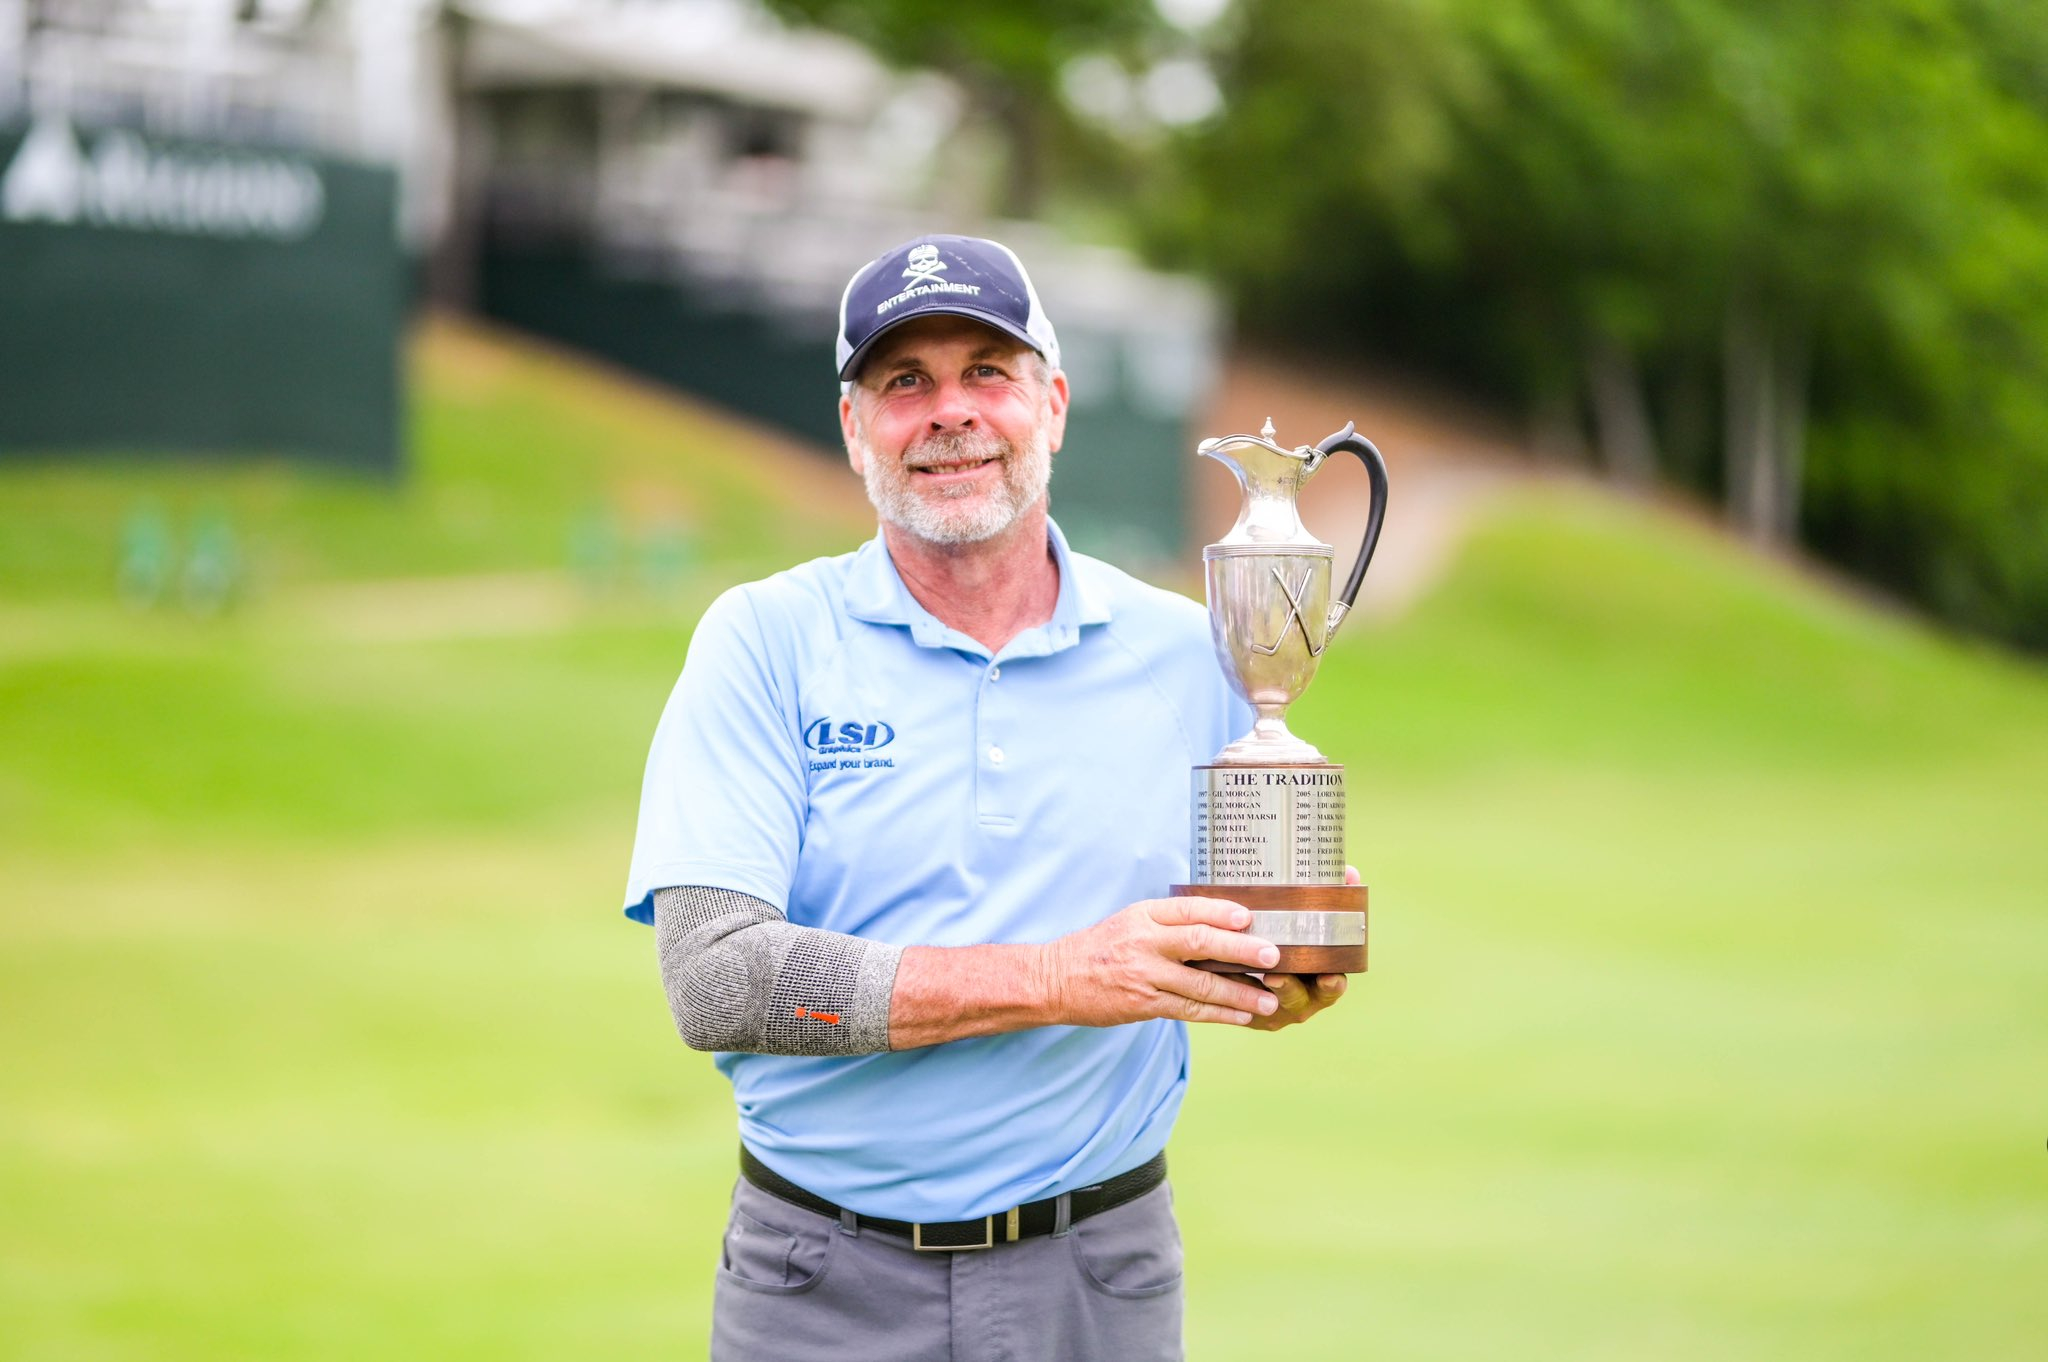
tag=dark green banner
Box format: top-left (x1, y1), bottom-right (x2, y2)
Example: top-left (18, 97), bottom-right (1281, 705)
top-left (0, 115), bottom-right (404, 474)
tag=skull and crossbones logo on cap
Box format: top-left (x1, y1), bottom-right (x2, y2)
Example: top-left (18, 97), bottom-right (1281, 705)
top-left (901, 243), bottom-right (948, 285)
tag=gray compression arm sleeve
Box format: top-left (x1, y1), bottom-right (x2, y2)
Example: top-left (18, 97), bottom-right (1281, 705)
top-left (652, 885), bottom-right (902, 1056)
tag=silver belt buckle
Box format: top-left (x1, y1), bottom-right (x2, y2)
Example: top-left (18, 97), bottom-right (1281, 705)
top-left (912, 1206), bottom-right (1021, 1251)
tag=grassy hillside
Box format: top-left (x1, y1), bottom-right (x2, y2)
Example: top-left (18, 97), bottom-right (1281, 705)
top-left (2, 329), bottom-right (2044, 1360)
top-left (0, 317), bottom-right (871, 604)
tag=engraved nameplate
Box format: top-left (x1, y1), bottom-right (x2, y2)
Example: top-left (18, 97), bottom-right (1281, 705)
top-left (1190, 764), bottom-right (1346, 884)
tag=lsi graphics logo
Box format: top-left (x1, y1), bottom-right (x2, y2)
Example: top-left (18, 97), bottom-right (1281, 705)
top-left (806, 717), bottom-right (896, 755)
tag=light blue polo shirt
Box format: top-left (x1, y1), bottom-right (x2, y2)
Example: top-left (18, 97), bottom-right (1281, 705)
top-left (624, 520), bottom-right (1249, 1221)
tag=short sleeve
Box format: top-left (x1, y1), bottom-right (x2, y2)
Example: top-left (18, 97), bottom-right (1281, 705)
top-left (621, 587), bottom-right (807, 924)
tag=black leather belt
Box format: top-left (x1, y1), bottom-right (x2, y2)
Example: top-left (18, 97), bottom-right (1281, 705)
top-left (739, 1146), bottom-right (1167, 1251)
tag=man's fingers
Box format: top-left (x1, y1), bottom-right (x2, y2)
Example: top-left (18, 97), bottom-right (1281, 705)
top-left (1166, 965), bottom-right (1277, 1018)
top-left (1344, 864), bottom-right (1361, 886)
top-left (1148, 895), bottom-right (1252, 932)
top-left (1177, 1000), bottom-right (1258, 1026)
top-left (1265, 972), bottom-right (1312, 1011)
top-left (1175, 922), bottom-right (1278, 970)
top-left (1231, 971), bottom-right (1352, 1030)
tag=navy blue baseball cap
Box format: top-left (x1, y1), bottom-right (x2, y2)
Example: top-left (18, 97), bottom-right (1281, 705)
top-left (836, 234), bottom-right (1060, 382)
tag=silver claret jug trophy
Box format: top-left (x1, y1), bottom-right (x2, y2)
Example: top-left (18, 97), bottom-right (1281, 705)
top-left (1171, 419), bottom-right (1389, 976)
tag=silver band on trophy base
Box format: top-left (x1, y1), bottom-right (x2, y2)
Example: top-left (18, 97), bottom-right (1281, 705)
top-left (1170, 419), bottom-right (1389, 975)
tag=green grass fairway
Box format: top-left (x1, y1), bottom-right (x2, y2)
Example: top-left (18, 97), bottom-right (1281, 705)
top-left (3, 332), bottom-right (2045, 1359)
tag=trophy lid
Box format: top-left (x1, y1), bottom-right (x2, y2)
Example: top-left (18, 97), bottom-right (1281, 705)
top-left (1196, 416), bottom-right (1302, 461)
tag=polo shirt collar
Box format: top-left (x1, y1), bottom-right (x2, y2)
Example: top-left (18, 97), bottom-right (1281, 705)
top-left (842, 517), bottom-right (1112, 656)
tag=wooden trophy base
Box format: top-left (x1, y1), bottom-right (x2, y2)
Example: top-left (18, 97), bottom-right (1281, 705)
top-left (1167, 882), bottom-right (1369, 974)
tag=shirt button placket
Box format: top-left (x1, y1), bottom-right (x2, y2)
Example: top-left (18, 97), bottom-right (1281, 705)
top-left (977, 660), bottom-right (1013, 823)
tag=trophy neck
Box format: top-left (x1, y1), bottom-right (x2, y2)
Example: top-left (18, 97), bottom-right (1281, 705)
top-left (1215, 711), bottom-right (1327, 765)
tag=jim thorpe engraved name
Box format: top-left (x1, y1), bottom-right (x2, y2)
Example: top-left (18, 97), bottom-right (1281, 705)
top-left (1190, 766), bottom-right (1348, 885)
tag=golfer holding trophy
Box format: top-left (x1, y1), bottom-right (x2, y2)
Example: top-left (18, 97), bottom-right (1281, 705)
top-left (631, 232), bottom-right (1392, 1362)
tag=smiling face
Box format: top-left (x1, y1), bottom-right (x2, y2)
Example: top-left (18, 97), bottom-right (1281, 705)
top-left (839, 315), bottom-right (1069, 548)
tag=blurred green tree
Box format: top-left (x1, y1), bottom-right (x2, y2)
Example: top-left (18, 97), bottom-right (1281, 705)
top-left (1146, 0), bottom-right (2048, 647)
top-left (759, 0), bottom-right (2048, 646)
top-left (762, 0), bottom-right (1164, 215)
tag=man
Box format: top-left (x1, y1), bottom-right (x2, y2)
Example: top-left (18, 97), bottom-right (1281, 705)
top-left (624, 234), bottom-right (1348, 1361)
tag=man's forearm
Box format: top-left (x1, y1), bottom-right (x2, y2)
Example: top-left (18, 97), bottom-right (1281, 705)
top-left (886, 943), bottom-right (1059, 1050)
top-left (891, 895), bottom-right (1292, 1045)
top-left (657, 888), bottom-right (1289, 1058)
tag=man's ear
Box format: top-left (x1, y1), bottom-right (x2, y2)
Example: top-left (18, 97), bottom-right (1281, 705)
top-left (839, 392), bottom-right (866, 474)
top-left (1044, 370), bottom-right (1071, 455)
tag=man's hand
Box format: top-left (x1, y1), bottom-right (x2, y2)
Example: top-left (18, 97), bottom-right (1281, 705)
top-left (1244, 972), bottom-right (1347, 1032)
top-left (1240, 863), bottom-right (1361, 1033)
top-left (1040, 897), bottom-right (1282, 1028)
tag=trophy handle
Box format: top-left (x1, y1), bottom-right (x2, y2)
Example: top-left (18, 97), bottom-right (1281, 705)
top-left (1313, 422), bottom-right (1390, 636)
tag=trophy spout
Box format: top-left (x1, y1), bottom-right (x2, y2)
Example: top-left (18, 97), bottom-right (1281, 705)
top-left (1199, 418), bottom-right (1324, 550)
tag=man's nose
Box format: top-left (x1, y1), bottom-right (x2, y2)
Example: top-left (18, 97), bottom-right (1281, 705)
top-left (926, 379), bottom-right (978, 431)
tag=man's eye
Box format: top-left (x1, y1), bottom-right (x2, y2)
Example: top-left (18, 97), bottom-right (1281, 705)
top-left (972, 365), bottom-right (1003, 379)
top-left (888, 372), bottom-right (922, 388)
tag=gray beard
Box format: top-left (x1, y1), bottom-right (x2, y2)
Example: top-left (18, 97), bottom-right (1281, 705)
top-left (861, 425), bottom-right (1052, 547)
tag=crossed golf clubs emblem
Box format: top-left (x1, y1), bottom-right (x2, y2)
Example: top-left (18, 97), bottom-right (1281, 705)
top-left (1252, 565), bottom-right (1327, 657)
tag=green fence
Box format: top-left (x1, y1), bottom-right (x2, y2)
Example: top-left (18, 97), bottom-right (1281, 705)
top-left (0, 115), bottom-right (404, 475)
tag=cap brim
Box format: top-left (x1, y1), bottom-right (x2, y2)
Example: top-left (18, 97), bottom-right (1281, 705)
top-left (837, 306), bottom-right (1045, 382)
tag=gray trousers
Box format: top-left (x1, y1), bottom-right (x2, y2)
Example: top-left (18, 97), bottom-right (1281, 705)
top-left (711, 1176), bottom-right (1186, 1361)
